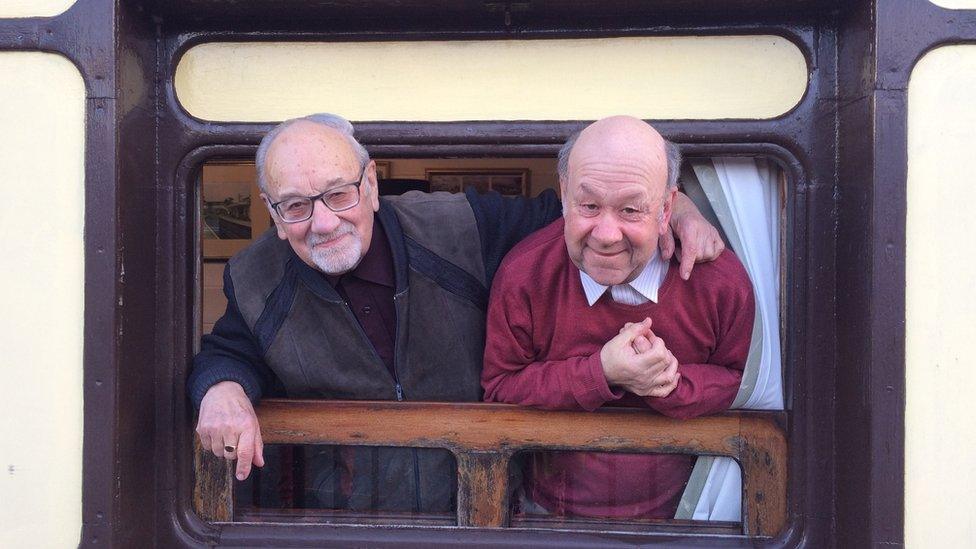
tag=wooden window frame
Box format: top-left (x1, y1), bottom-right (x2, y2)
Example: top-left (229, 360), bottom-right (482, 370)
top-left (195, 401), bottom-right (788, 536)
top-left (182, 143), bottom-right (801, 545)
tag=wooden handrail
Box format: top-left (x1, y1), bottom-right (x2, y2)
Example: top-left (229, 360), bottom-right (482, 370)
top-left (195, 400), bottom-right (787, 537)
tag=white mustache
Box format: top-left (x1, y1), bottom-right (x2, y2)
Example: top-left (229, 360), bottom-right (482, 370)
top-left (306, 222), bottom-right (357, 247)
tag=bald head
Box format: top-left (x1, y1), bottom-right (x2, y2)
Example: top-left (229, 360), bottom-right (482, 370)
top-left (557, 116), bottom-right (681, 194)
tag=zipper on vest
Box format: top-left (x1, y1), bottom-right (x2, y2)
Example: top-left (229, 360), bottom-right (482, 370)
top-left (392, 293), bottom-right (405, 402)
top-left (391, 292), bottom-right (418, 510)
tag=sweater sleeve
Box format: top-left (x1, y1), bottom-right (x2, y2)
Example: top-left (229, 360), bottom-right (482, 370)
top-left (481, 267), bottom-right (623, 411)
top-left (186, 265), bottom-right (273, 410)
top-left (464, 188), bottom-right (562, 286)
top-left (644, 266), bottom-right (756, 419)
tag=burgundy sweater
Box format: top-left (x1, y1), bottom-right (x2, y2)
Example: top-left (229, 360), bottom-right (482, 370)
top-left (482, 219), bottom-right (755, 519)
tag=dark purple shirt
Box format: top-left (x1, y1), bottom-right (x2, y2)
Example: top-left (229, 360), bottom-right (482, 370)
top-left (326, 221), bottom-right (397, 378)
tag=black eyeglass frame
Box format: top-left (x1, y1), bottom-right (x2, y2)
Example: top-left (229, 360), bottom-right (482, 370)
top-left (268, 162), bottom-right (368, 223)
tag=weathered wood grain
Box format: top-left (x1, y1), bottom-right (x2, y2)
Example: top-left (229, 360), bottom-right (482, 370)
top-left (192, 400), bottom-right (790, 536)
top-left (192, 438), bottom-right (233, 522)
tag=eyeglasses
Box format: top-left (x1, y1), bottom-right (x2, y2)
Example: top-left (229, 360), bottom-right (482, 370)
top-left (269, 164), bottom-right (366, 223)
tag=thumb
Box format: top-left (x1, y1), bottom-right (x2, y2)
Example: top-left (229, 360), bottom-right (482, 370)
top-left (617, 317), bottom-right (652, 340)
top-left (660, 227), bottom-right (676, 261)
top-left (632, 335), bottom-right (652, 354)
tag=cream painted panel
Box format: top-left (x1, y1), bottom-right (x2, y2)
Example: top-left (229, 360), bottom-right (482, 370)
top-left (928, 0), bottom-right (976, 9)
top-left (0, 53), bottom-right (85, 548)
top-left (176, 36), bottom-right (807, 122)
top-left (906, 45), bottom-right (976, 548)
top-left (0, 0), bottom-right (75, 18)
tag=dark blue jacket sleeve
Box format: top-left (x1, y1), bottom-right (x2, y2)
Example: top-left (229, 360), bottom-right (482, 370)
top-left (187, 265), bottom-right (274, 410)
top-left (465, 188), bottom-right (562, 285)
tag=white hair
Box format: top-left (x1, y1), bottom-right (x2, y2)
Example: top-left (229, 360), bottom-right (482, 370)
top-left (254, 113), bottom-right (371, 194)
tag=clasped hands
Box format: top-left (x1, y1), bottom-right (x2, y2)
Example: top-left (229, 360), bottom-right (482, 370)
top-left (600, 318), bottom-right (681, 398)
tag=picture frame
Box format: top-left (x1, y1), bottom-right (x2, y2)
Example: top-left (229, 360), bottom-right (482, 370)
top-left (374, 160), bottom-right (392, 179)
top-left (425, 169), bottom-right (530, 196)
top-left (200, 161), bottom-right (273, 259)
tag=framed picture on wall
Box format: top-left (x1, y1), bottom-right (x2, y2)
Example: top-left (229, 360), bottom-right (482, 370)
top-left (200, 161), bottom-right (273, 259)
top-left (425, 169), bottom-right (530, 196)
top-left (374, 160), bottom-right (392, 179)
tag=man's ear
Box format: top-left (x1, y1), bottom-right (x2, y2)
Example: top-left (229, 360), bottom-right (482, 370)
top-left (365, 160), bottom-right (380, 212)
top-left (659, 187), bottom-right (678, 234)
top-left (261, 193), bottom-right (288, 240)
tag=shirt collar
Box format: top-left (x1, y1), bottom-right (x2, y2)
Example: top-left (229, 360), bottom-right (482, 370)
top-left (579, 251), bottom-right (669, 306)
top-left (325, 217), bottom-right (395, 288)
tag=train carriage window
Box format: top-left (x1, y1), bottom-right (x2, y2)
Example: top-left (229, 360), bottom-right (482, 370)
top-left (193, 153), bottom-right (788, 536)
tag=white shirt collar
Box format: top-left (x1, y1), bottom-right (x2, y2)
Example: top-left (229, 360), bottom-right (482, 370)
top-left (579, 251), bottom-right (669, 306)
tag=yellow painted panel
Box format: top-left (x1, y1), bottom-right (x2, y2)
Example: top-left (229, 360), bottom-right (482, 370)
top-left (929, 0), bottom-right (976, 9)
top-left (0, 52), bottom-right (85, 548)
top-left (906, 45), bottom-right (976, 548)
top-left (175, 36), bottom-right (807, 122)
top-left (0, 0), bottom-right (75, 18)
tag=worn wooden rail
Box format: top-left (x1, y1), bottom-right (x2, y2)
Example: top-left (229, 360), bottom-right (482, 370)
top-left (194, 400), bottom-right (787, 537)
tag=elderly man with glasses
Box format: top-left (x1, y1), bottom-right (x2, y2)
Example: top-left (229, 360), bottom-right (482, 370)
top-left (187, 113), bottom-right (724, 514)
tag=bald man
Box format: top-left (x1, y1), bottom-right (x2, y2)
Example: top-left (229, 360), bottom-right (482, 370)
top-left (481, 116), bottom-right (755, 519)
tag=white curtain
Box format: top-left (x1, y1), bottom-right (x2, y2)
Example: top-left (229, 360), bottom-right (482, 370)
top-left (674, 157), bottom-right (784, 522)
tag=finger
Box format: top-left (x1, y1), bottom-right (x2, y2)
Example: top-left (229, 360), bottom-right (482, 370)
top-left (662, 355), bottom-right (680, 381)
top-left (679, 243), bottom-right (696, 280)
top-left (633, 335), bottom-right (652, 354)
top-left (196, 428), bottom-right (212, 455)
top-left (715, 238), bottom-right (726, 255)
top-left (708, 236), bottom-right (722, 259)
top-left (253, 427), bottom-right (265, 468)
top-left (653, 370), bottom-right (681, 398)
top-left (223, 433), bottom-right (239, 460)
top-left (702, 239), bottom-right (716, 261)
top-left (648, 336), bottom-right (666, 356)
top-left (235, 430), bottom-right (254, 481)
top-left (210, 433), bottom-right (226, 459)
top-left (660, 227), bottom-right (676, 260)
top-left (668, 372), bottom-right (682, 392)
top-left (617, 317), bottom-right (651, 339)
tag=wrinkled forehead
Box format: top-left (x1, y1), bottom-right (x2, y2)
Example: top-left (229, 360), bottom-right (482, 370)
top-left (573, 180), bottom-right (654, 203)
top-left (566, 151), bottom-right (666, 201)
top-left (265, 126), bottom-right (361, 194)
top-left (568, 133), bottom-right (666, 192)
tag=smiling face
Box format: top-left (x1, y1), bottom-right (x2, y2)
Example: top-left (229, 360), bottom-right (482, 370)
top-left (561, 116), bottom-right (676, 286)
top-left (261, 121), bottom-right (380, 275)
